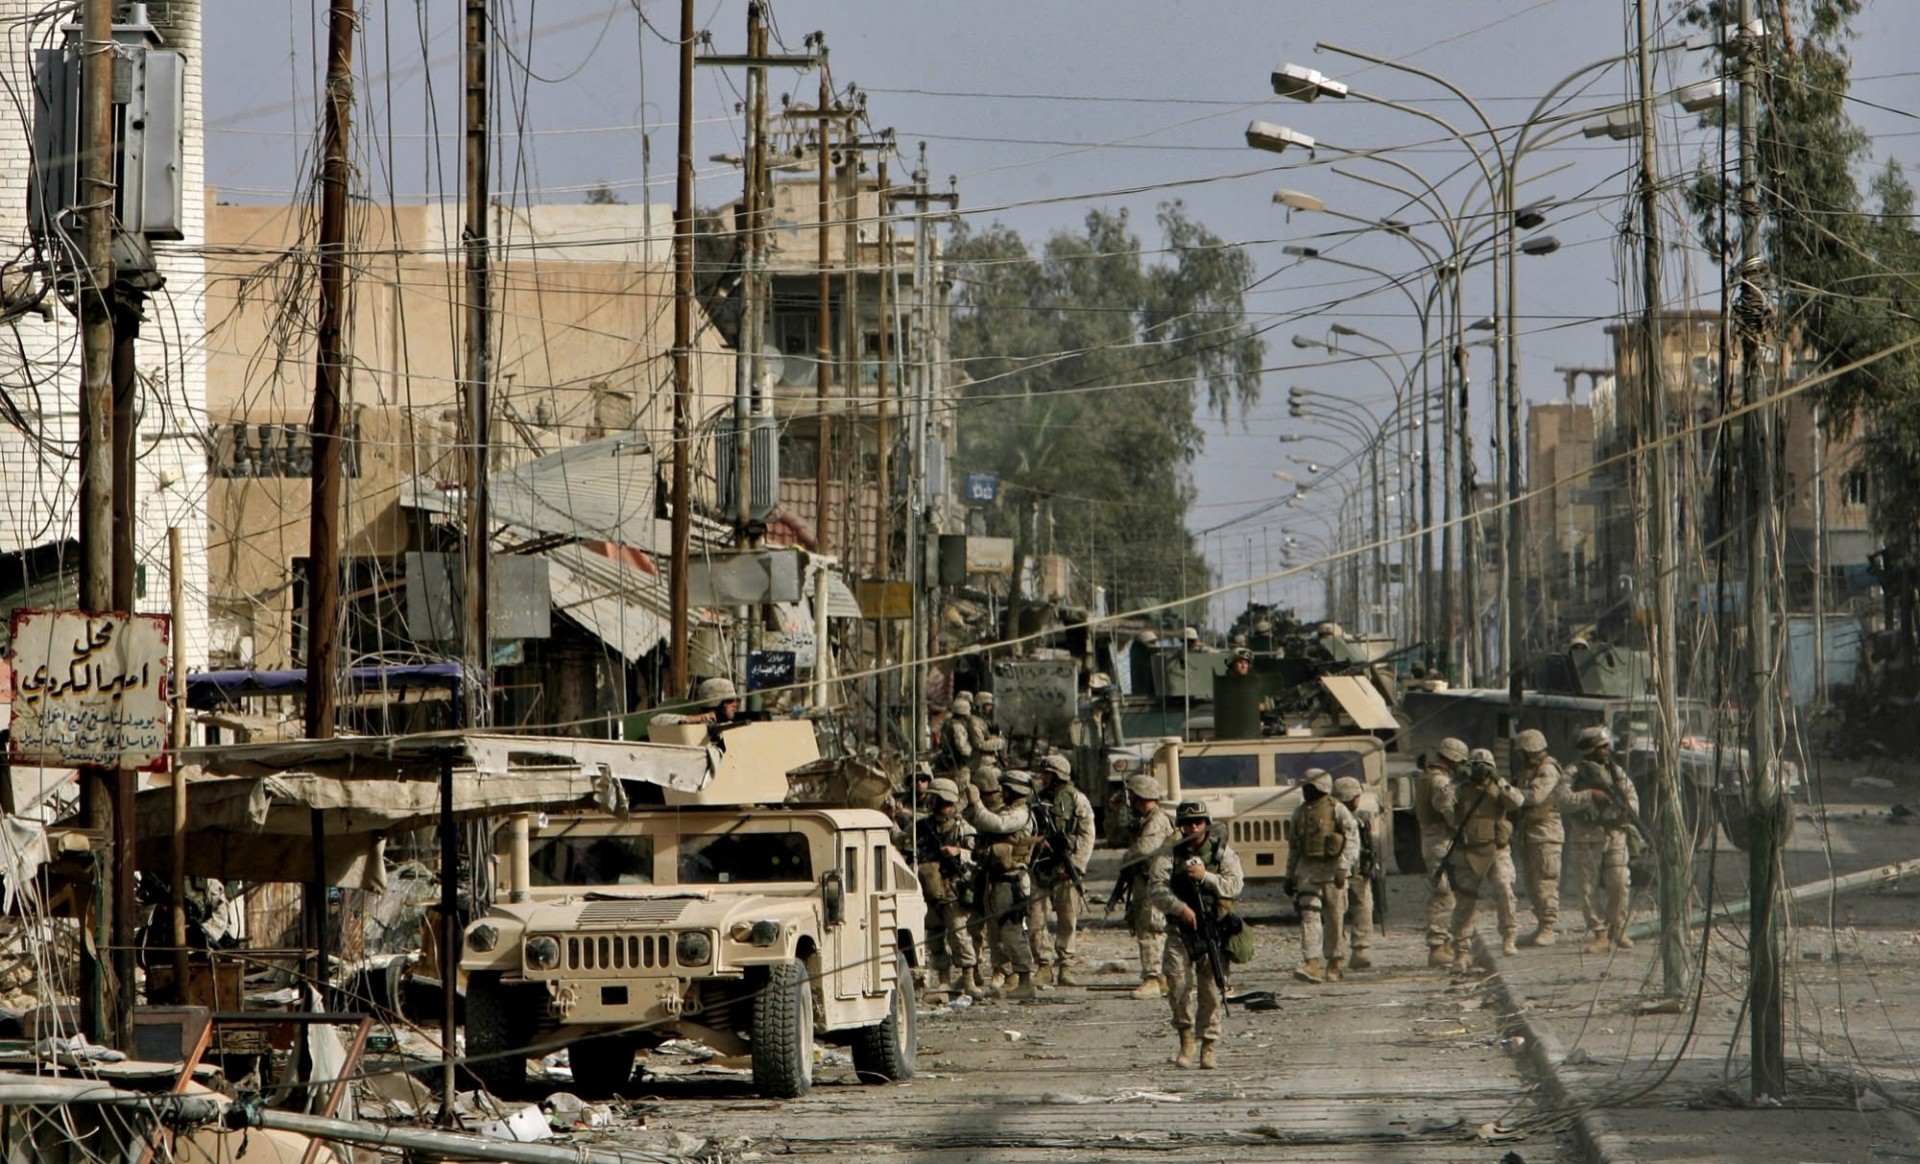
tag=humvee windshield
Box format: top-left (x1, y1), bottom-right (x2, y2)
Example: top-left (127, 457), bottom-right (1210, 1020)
top-left (1274, 751), bottom-right (1367, 786)
top-left (678, 832), bottom-right (813, 884)
top-left (530, 835), bottom-right (655, 887)
top-left (1182, 754), bottom-right (1262, 789)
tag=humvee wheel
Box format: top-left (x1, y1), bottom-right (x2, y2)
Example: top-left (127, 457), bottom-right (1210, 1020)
top-left (465, 972), bottom-right (530, 1095)
top-left (568, 1035), bottom-right (638, 1097)
top-left (852, 951), bottom-right (918, 1083)
top-left (752, 959), bottom-right (815, 1098)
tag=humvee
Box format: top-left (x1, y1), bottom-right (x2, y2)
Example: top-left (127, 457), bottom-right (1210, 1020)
top-left (459, 720), bottom-right (927, 1099)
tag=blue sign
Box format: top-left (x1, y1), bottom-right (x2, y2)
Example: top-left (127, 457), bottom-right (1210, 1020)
top-left (964, 472), bottom-right (1000, 506)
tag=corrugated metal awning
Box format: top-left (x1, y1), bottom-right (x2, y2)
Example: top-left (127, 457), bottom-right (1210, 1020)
top-left (808, 566), bottom-right (864, 619)
top-left (546, 543), bottom-right (674, 663)
top-left (1319, 674), bottom-right (1399, 732)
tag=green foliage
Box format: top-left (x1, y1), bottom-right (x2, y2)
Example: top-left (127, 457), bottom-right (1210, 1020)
top-left (947, 203), bottom-right (1264, 617)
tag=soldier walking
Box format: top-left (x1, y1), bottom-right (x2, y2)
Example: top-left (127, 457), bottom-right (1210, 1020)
top-left (1563, 726), bottom-right (1641, 953)
top-left (1285, 769), bottom-right (1359, 983)
top-left (1028, 754), bottom-right (1094, 986)
top-left (913, 778), bottom-right (981, 997)
top-left (1333, 775), bottom-right (1379, 972)
top-left (1110, 774), bottom-right (1176, 998)
top-left (1438, 747), bottom-right (1525, 971)
top-left (939, 693), bottom-right (977, 775)
top-left (1147, 801), bottom-right (1244, 1069)
top-left (1419, 739), bottom-right (1468, 967)
top-left (1515, 728), bottom-right (1566, 946)
top-left (962, 769), bottom-right (1041, 1000)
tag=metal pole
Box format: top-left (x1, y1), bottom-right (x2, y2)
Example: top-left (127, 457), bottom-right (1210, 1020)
top-left (306, 0), bottom-right (355, 741)
top-left (666, 0), bottom-right (695, 700)
top-left (168, 529), bottom-right (190, 1005)
top-left (1635, 0), bottom-right (1691, 999)
top-left (1812, 401), bottom-right (1826, 711)
top-left (1735, 0), bottom-right (1786, 1099)
top-left (438, 753), bottom-right (459, 1123)
top-left (462, 0), bottom-right (492, 726)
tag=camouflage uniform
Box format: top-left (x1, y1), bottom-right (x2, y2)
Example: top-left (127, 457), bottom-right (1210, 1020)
top-left (1418, 742), bottom-right (1466, 965)
top-left (1147, 805), bottom-right (1244, 1068)
top-left (1562, 731), bottom-right (1640, 951)
top-left (913, 780), bottom-right (980, 991)
top-left (1286, 770), bottom-right (1359, 983)
top-left (1334, 776), bottom-right (1379, 971)
top-left (1515, 732), bottom-right (1567, 945)
top-left (962, 772), bottom-right (1040, 999)
top-left (1027, 758), bottom-right (1095, 983)
top-left (1116, 776), bottom-right (1176, 996)
top-left (938, 695), bottom-right (977, 775)
top-left (1437, 749), bottom-right (1525, 969)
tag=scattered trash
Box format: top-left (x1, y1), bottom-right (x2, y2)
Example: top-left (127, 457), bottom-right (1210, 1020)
top-left (1414, 1115), bottom-right (1464, 1134)
top-left (1476, 1121), bottom-right (1525, 1144)
top-left (1094, 959), bottom-right (1132, 974)
top-left (541, 1091), bottom-right (610, 1129)
top-left (33, 1035), bottom-right (125, 1066)
top-left (1226, 990), bottom-right (1280, 1011)
top-left (1889, 803), bottom-right (1913, 823)
top-left (1857, 1089), bottom-right (1891, 1112)
top-left (1002, 1029), bottom-right (1025, 1043)
top-left (475, 1102), bottom-right (552, 1143)
top-left (1636, 998), bottom-right (1686, 1015)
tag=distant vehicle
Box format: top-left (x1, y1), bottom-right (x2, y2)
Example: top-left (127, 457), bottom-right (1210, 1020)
top-left (460, 721), bottom-right (926, 1100)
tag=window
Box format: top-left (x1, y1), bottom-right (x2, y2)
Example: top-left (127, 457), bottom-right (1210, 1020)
top-left (678, 832), bottom-right (813, 884)
top-left (527, 835), bottom-right (654, 887)
top-left (872, 844), bottom-right (889, 892)
top-left (1273, 752), bottom-right (1367, 788)
top-left (1180, 754), bottom-right (1262, 789)
top-left (1845, 470), bottom-right (1869, 508)
top-left (844, 846), bottom-right (860, 894)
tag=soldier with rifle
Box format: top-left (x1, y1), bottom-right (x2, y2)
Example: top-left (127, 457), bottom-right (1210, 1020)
top-left (1418, 739), bottom-right (1468, 967)
top-left (1285, 770), bottom-right (1359, 983)
top-left (1147, 801), bottom-right (1244, 1070)
top-left (1561, 726), bottom-right (1643, 953)
top-left (1436, 747), bottom-right (1526, 972)
top-left (913, 778), bottom-right (982, 998)
top-left (962, 770), bottom-right (1041, 1000)
top-left (1028, 754), bottom-right (1094, 986)
top-left (1333, 775), bottom-right (1381, 972)
top-left (1108, 773), bottom-right (1176, 998)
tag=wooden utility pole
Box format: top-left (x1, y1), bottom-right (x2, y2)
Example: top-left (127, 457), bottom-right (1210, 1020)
top-left (874, 159), bottom-right (892, 580)
top-left (462, 0), bottom-right (492, 728)
top-left (667, 0), bottom-right (695, 700)
top-left (1636, 0), bottom-right (1690, 999)
top-left (304, 0), bottom-right (356, 742)
top-left (814, 66), bottom-right (836, 557)
top-left (168, 529), bottom-right (189, 1002)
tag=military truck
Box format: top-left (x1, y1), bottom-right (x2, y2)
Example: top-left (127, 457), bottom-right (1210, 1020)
top-left (460, 720), bottom-right (927, 1099)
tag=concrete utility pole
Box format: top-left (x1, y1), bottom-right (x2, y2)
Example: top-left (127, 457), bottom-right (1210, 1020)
top-left (462, 0), bottom-right (492, 728)
top-left (667, 0), bottom-right (695, 700)
top-left (1735, 0), bottom-right (1787, 1100)
top-left (1635, 0), bottom-right (1691, 999)
top-left (814, 64), bottom-right (836, 556)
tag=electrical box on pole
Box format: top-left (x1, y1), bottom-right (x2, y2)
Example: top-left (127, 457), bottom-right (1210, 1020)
top-left (30, 5), bottom-right (186, 265)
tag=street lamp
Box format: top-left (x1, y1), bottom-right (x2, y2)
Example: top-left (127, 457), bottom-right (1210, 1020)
top-left (1270, 63), bottom-right (1349, 102)
top-left (1245, 121), bottom-right (1316, 154)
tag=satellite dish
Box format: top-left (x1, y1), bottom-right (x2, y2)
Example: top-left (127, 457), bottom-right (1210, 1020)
top-left (758, 344), bottom-right (789, 388)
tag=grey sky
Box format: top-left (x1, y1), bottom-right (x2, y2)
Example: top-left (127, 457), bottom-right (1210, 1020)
top-left (203, 1), bottom-right (1918, 625)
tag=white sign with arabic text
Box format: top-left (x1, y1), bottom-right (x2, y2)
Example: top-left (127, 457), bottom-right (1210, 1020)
top-left (11, 610), bottom-right (171, 770)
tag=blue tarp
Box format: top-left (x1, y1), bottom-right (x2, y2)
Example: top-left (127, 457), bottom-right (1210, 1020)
top-left (187, 663), bottom-right (463, 710)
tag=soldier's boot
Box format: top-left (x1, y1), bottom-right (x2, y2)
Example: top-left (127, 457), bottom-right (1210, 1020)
top-left (1198, 1039), bottom-right (1218, 1070)
top-left (1128, 974), bottom-right (1166, 1000)
top-left (1007, 972), bottom-right (1040, 1001)
top-left (1427, 943), bottom-right (1453, 969)
top-left (1450, 947), bottom-right (1472, 974)
top-left (1053, 963), bottom-right (1079, 987)
top-left (1524, 925), bottom-right (1559, 948)
top-left (1349, 947), bottom-right (1374, 971)
top-left (1173, 1031), bottom-right (1199, 1069)
top-left (1584, 930), bottom-right (1610, 954)
top-left (1611, 929), bottom-right (1634, 950)
top-left (964, 965), bottom-right (989, 995)
top-left (1501, 931), bottom-right (1520, 957)
top-left (1325, 957), bottom-right (1345, 982)
top-left (1292, 958), bottom-right (1325, 985)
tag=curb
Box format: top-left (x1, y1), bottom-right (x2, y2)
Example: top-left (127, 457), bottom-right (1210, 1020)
top-left (1473, 937), bottom-right (1638, 1164)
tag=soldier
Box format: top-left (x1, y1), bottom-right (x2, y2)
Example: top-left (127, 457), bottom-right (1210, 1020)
top-left (939, 694), bottom-right (977, 774)
top-left (1110, 773), bottom-right (1176, 998)
top-left (1514, 728), bottom-right (1567, 946)
top-left (1028, 754), bottom-right (1095, 986)
top-left (973, 691), bottom-right (998, 743)
top-left (962, 769), bottom-right (1041, 1000)
top-left (1148, 801), bottom-right (1244, 1070)
top-left (913, 778), bottom-right (982, 997)
top-left (1562, 726), bottom-right (1641, 953)
top-left (1418, 738), bottom-right (1468, 968)
top-left (1285, 769), bottom-right (1359, 983)
top-left (653, 677), bottom-right (742, 727)
top-left (1333, 775), bottom-right (1379, 972)
top-left (971, 734), bottom-right (1006, 779)
top-left (1437, 747), bottom-right (1525, 971)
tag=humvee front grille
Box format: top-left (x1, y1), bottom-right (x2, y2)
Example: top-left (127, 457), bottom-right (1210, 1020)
top-left (1232, 818), bottom-right (1286, 845)
top-left (564, 933), bottom-right (673, 972)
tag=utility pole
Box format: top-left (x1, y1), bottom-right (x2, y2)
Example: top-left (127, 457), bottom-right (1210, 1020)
top-left (874, 158), bottom-right (893, 582)
top-left (462, 0), bottom-right (492, 728)
top-left (814, 62), bottom-right (836, 557)
top-left (667, 0), bottom-right (695, 700)
top-left (1636, 0), bottom-right (1690, 999)
top-left (1735, 0), bottom-right (1786, 1100)
top-left (304, 0), bottom-right (356, 742)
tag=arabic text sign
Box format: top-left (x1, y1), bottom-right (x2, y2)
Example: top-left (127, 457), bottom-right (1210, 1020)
top-left (11, 610), bottom-right (170, 770)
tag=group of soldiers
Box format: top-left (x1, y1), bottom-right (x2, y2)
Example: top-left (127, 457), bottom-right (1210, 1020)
top-left (896, 691), bottom-right (1098, 1003)
top-left (1413, 726), bottom-right (1642, 972)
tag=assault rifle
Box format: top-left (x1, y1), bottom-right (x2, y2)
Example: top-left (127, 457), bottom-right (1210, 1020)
top-left (1431, 768), bottom-right (1497, 887)
top-left (1029, 797), bottom-right (1086, 896)
top-left (1180, 862), bottom-right (1230, 999)
top-left (1570, 762), bottom-right (1651, 848)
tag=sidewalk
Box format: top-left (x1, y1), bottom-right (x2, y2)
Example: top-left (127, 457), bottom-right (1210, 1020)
top-left (1477, 907), bottom-right (1920, 1163)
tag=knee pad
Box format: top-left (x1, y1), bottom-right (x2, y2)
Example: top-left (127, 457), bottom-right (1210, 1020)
top-left (1296, 892), bottom-right (1323, 913)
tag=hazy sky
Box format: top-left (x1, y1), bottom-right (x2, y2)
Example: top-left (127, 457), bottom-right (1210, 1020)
top-left (203, 1), bottom-right (1918, 625)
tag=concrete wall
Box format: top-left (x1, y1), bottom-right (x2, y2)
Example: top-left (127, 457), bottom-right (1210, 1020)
top-left (0, 0), bottom-right (207, 665)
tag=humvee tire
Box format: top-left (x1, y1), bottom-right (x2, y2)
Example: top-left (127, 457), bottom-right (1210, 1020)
top-left (851, 951), bottom-right (917, 1083)
top-left (752, 959), bottom-right (815, 1098)
top-left (465, 972), bottom-right (531, 1095)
